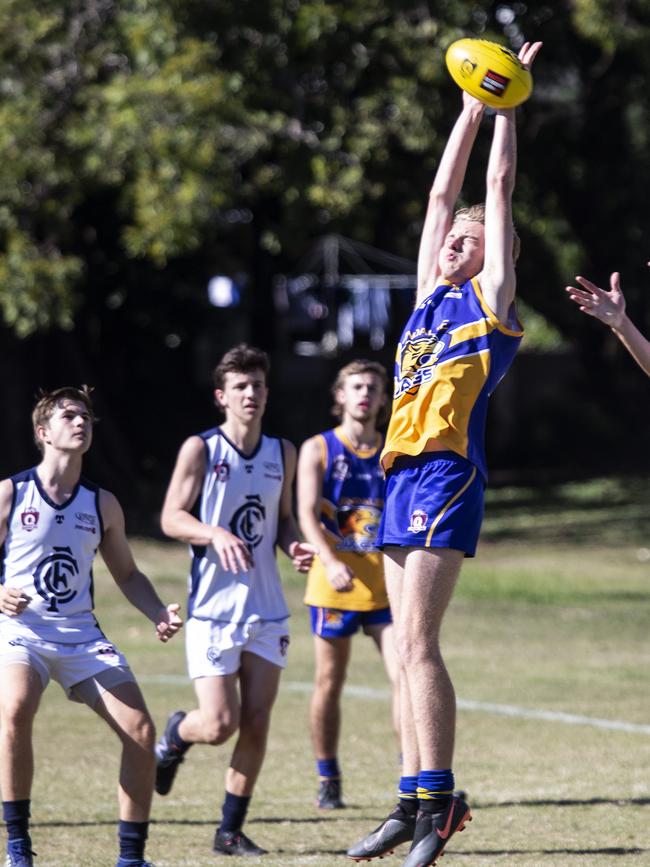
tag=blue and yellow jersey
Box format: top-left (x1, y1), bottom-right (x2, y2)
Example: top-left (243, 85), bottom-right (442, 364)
top-left (304, 427), bottom-right (388, 611)
top-left (381, 277), bottom-right (523, 480)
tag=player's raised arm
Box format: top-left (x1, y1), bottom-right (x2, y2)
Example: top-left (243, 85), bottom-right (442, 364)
top-left (277, 439), bottom-right (316, 573)
top-left (481, 41), bottom-right (542, 323)
top-left (297, 435), bottom-right (353, 591)
top-left (417, 93), bottom-right (485, 305)
top-left (99, 489), bottom-right (183, 642)
top-left (566, 271), bottom-right (650, 378)
top-left (161, 434), bottom-right (253, 572)
top-left (480, 106), bottom-right (516, 321)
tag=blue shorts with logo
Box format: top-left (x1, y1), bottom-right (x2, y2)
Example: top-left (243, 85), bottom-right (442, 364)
top-left (309, 606), bottom-right (392, 638)
top-left (377, 451), bottom-right (485, 556)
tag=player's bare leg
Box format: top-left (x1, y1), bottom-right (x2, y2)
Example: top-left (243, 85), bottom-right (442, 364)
top-left (0, 665), bottom-right (42, 802)
top-left (366, 621), bottom-right (400, 740)
top-left (225, 652), bottom-right (281, 796)
top-left (0, 665), bottom-right (42, 864)
top-left (387, 546), bottom-right (463, 769)
top-left (311, 634), bottom-right (351, 808)
top-left (211, 653), bottom-right (281, 858)
top-left (94, 681), bottom-right (157, 821)
top-left (387, 547), bottom-right (471, 867)
top-left (94, 680), bottom-right (157, 866)
top-left (183, 674), bottom-right (241, 744)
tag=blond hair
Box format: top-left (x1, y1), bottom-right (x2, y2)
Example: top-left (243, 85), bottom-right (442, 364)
top-left (454, 203), bottom-right (521, 263)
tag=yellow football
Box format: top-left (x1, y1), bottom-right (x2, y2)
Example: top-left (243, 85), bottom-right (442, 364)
top-left (445, 38), bottom-right (533, 109)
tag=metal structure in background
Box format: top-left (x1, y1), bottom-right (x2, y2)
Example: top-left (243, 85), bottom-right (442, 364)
top-left (273, 234), bottom-right (417, 356)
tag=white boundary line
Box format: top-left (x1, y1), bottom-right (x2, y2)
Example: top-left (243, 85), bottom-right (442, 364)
top-left (140, 676), bottom-right (650, 736)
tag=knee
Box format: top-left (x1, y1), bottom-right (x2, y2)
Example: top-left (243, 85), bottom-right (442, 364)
top-left (0, 698), bottom-right (36, 733)
top-left (395, 632), bottom-right (440, 668)
top-left (314, 667), bottom-right (344, 698)
top-left (123, 712), bottom-right (156, 753)
top-left (202, 713), bottom-right (238, 746)
top-left (239, 706), bottom-right (272, 742)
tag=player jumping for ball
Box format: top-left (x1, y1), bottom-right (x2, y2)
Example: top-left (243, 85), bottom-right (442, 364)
top-left (346, 40), bottom-right (542, 867)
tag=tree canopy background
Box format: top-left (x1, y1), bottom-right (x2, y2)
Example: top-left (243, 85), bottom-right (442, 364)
top-left (1, 0), bottom-right (649, 528)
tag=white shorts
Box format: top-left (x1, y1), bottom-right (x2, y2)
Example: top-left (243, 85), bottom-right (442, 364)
top-left (0, 632), bottom-right (135, 706)
top-left (185, 617), bottom-right (290, 678)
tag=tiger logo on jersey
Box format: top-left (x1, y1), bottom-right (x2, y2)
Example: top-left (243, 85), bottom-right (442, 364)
top-left (395, 329), bottom-right (446, 398)
top-left (336, 504), bottom-right (381, 553)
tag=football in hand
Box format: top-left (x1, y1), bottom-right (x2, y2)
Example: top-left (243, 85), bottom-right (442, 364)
top-left (445, 38), bottom-right (533, 109)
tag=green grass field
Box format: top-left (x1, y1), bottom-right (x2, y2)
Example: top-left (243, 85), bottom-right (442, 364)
top-left (19, 478), bottom-right (650, 866)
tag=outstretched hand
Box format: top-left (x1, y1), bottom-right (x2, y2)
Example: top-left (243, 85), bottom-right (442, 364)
top-left (518, 41), bottom-right (543, 70)
top-left (565, 273), bottom-right (626, 329)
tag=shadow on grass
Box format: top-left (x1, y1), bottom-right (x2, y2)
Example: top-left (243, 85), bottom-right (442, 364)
top-left (455, 847), bottom-right (647, 857)
top-left (481, 476), bottom-right (650, 547)
top-left (32, 816), bottom-right (346, 828)
top-left (32, 796), bottom-right (650, 830)
top-left (476, 796), bottom-right (650, 808)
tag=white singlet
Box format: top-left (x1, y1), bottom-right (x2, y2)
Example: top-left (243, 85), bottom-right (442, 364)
top-left (188, 428), bottom-right (289, 625)
top-left (0, 468), bottom-right (105, 643)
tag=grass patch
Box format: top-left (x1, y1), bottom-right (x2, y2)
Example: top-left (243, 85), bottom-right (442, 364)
top-left (12, 477), bottom-right (650, 865)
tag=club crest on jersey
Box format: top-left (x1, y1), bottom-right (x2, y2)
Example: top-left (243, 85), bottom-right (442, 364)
top-left (279, 635), bottom-right (290, 657)
top-left (213, 460), bottom-right (230, 482)
top-left (33, 545), bottom-right (79, 612)
top-left (395, 329), bottom-right (446, 397)
top-left (336, 504), bottom-right (382, 553)
top-left (229, 494), bottom-right (266, 550)
top-left (21, 507), bottom-right (39, 532)
top-left (407, 509), bottom-right (428, 534)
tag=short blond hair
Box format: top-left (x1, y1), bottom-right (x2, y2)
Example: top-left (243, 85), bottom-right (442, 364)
top-left (32, 386), bottom-right (95, 452)
top-left (454, 203), bottom-right (521, 263)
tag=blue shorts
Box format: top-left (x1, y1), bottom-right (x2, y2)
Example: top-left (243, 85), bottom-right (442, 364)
top-left (377, 451), bottom-right (484, 556)
top-left (309, 606), bottom-right (392, 639)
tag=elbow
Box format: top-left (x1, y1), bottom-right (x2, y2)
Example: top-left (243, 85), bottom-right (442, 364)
top-left (160, 510), bottom-right (176, 539)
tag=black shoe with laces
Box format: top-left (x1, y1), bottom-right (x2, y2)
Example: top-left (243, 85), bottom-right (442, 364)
top-left (401, 796), bottom-right (472, 867)
top-left (346, 802), bottom-right (417, 861)
top-left (154, 710), bottom-right (187, 796)
top-left (317, 778), bottom-right (345, 809)
top-left (5, 836), bottom-right (36, 867)
top-left (212, 828), bottom-right (268, 857)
